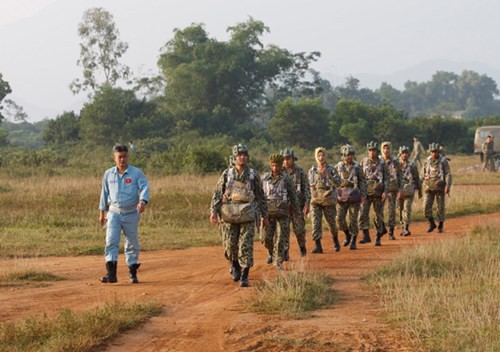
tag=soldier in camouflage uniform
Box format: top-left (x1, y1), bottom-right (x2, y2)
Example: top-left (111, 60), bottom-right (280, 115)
top-left (482, 135), bottom-right (495, 172)
top-left (380, 142), bottom-right (402, 240)
top-left (262, 154), bottom-right (300, 269)
top-left (359, 141), bottom-right (389, 246)
top-left (422, 143), bottom-right (452, 233)
top-left (281, 148), bottom-right (310, 257)
top-left (410, 136), bottom-right (426, 170)
top-left (308, 147), bottom-right (341, 253)
top-left (210, 144), bottom-right (268, 287)
top-left (334, 145), bottom-right (366, 250)
top-left (397, 146), bottom-right (422, 236)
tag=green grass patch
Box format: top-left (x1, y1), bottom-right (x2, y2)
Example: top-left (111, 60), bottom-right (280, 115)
top-left (248, 263), bottom-right (335, 318)
top-left (366, 220), bottom-right (500, 352)
top-left (1, 270), bottom-right (64, 282)
top-left (0, 300), bottom-right (163, 352)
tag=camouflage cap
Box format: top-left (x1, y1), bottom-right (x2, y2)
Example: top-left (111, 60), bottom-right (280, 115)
top-left (340, 144), bottom-right (355, 156)
top-left (367, 141), bottom-right (378, 151)
top-left (428, 142), bottom-right (440, 152)
top-left (232, 143), bottom-right (249, 157)
top-left (398, 145), bottom-right (410, 155)
top-left (280, 148), bottom-right (297, 160)
top-left (269, 153), bottom-right (284, 165)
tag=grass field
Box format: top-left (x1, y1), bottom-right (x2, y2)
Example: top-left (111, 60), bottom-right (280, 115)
top-left (0, 155), bottom-right (498, 258)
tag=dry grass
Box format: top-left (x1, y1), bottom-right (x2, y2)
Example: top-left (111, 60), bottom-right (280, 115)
top-left (366, 219), bottom-right (500, 352)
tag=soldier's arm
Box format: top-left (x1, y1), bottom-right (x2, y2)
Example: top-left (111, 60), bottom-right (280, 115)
top-left (329, 165), bottom-right (341, 188)
top-left (382, 162), bottom-right (390, 194)
top-left (210, 170), bottom-right (227, 215)
top-left (301, 169), bottom-right (311, 205)
top-left (253, 173), bottom-right (268, 218)
top-left (412, 164), bottom-right (421, 190)
top-left (358, 166), bottom-right (367, 199)
top-left (286, 176), bottom-right (300, 215)
top-left (443, 159), bottom-right (452, 188)
top-left (396, 160), bottom-right (403, 191)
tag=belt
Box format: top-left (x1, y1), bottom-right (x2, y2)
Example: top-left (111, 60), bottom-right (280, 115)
top-left (109, 204), bottom-right (138, 215)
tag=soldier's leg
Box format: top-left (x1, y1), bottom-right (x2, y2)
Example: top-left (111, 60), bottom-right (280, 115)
top-left (291, 213), bottom-right (307, 248)
top-left (387, 192), bottom-right (397, 228)
top-left (264, 218), bottom-right (277, 264)
top-left (337, 203), bottom-right (350, 246)
top-left (348, 204), bottom-right (360, 249)
top-left (436, 191), bottom-right (446, 232)
top-left (104, 211), bottom-right (123, 264)
top-left (424, 192), bottom-right (437, 232)
top-left (311, 204), bottom-right (324, 241)
top-left (359, 197), bottom-right (373, 243)
top-left (238, 222), bottom-right (255, 269)
top-left (373, 197), bottom-right (385, 246)
top-left (324, 205), bottom-right (339, 251)
top-left (274, 217), bottom-right (291, 266)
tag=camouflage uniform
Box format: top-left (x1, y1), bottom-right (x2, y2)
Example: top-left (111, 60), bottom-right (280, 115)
top-left (283, 163), bottom-right (310, 250)
top-left (411, 139), bottom-right (426, 170)
top-left (482, 138), bottom-right (495, 172)
top-left (334, 156), bottom-right (366, 248)
top-left (262, 170), bottom-right (299, 266)
top-left (397, 152), bottom-right (421, 236)
top-left (308, 148), bottom-right (341, 252)
top-left (381, 144), bottom-right (402, 238)
top-left (210, 166), bottom-right (268, 269)
top-left (359, 146), bottom-right (390, 245)
top-left (422, 149), bottom-right (452, 230)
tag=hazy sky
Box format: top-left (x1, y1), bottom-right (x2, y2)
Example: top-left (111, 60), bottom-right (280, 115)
top-left (1, 0), bottom-right (499, 121)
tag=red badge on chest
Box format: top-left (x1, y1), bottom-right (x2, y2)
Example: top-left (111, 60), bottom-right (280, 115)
top-left (125, 178), bottom-right (132, 184)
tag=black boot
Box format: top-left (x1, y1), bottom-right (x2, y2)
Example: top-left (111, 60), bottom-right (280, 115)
top-left (402, 225), bottom-right (412, 236)
top-left (311, 239), bottom-right (323, 254)
top-left (359, 229), bottom-right (371, 244)
top-left (389, 227), bottom-right (396, 240)
top-left (100, 261), bottom-right (117, 283)
top-left (299, 245), bottom-right (307, 257)
top-left (283, 249), bottom-right (290, 261)
top-left (349, 236), bottom-right (357, 250)
top-left (128, 263), bottom-right (141, 284)
top-left (343, 231), bottom-right (351, 247)
top-left (375, 233), bottom-right (382, 246)
top-left (438, 221), bottom-right (444, 233)
top-left (333, 236), bottom-right (340, 252)
top-left (230, 260), bottom-right (242, 281)
top-left (381, 222), bottom-right (388, 236)
top-left (427, 217), bottom-right (437, 233)
top-left (239, 267), bottom-right (250, 287)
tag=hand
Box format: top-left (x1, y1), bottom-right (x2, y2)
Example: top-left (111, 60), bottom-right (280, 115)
top-left (262, 217), bottom-right (269, 229)
top-left (210, 213), bottom-right (219, 225)
top-left (303, 204), bottom-right (310, 218)
top-left (361, 197), bottom-right (366, 205)
top-left (397, 191), bottom-right (402, 200)
top-left (418, 190), bottom-right (423, 199)
top-left (99, 211), bottom-right (106, 227)
top-left (381, 192), bottom-right (387, 202)
top-left (136, 201), bottom-right (146, 214)
top-left (445, 186), bottom-right (450, 194)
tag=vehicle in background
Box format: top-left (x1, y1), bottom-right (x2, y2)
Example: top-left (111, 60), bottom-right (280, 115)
top-left (473, 126), bottom-right (500, 161)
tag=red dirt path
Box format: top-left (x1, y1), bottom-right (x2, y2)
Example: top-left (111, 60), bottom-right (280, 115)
top-left (1, 212), bottom-right (498, 351)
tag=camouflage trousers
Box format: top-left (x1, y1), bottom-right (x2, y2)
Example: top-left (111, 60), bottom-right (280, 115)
top-left (221, 221), bottom-right (255, 268)
top-left (359, 196), bottom-right (384, 232)
top-left (397, 196), bottom-right (414, 226)
top-left (264, 216), bottom-right (291, 265)
top-left (424, 191), bottom-right (446, 222)
top-left (336, 203), bottom-right (360, 236)
top-left (290, 212), bottom-right (307, 247)
top-left (311, 204), bottom-right (338, 241)
top-left (483, 154), bottom-right (495, 172)
top-left (384, 191), bottom-right (398, 228)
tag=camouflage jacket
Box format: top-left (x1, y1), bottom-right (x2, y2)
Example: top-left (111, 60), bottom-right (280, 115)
top-left (210, 166), bottom-right (268, 217)
top-left (382, 155), bottom-right (403, 192)
top-left (423, 156), bottom-right (452, 187)
top-left (262, 171), bottom-right (300, 214)
top-left (308, 163), bottom-right (341, 191)
top-left (360, 157), bottom-right (390, 195)
top-left (283, 164), bottom-right (310, 208)
top-left (334, 160), bottom-right (367, 199)
top-left (399, 159), bottom-right (421, 191)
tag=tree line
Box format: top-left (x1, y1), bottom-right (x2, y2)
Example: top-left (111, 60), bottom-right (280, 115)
top-left (1, 8), bottom-right (500, 172)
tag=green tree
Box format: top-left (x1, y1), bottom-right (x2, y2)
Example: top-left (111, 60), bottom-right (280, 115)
top-left (70, 7), bottom-right (130, 95)
top-left (43, 111), bottom-right (80, 146)
top-left (0, 73), bottom-right (12, 122)
top-left (269, 97), bottom-right (330, 149)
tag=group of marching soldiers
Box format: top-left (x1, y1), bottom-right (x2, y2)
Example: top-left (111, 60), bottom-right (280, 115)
top-left (210, 141), bottom-right (452, 287)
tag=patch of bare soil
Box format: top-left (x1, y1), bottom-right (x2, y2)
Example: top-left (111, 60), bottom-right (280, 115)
top-left (1, 212), bottom-right (498, 352)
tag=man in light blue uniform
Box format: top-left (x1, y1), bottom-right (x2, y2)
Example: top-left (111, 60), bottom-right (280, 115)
top-left (99, 144), bottom-right (150, 284)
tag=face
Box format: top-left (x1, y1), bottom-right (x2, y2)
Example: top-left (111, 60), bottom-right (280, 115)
top-left (114, 151), bottom-right (129, 169)
top-left (368, 149), bottom-right (378, 159)
top-left (316, 151), bottom-right (326, 163)
top-left (235, 152), bottom-right (248, 166)
top-left (382, 145), bottom-right (390, 156)
top-left (400, 151), bottom-right (409, 161)
top-left (344, 154), bottom-right (354, 164)
top-left (271, 162), bottom-right (281, 174)
top-left (431, 150), bottom-right (439, 159)
top-left (283, 156), bottom-right (294, 169)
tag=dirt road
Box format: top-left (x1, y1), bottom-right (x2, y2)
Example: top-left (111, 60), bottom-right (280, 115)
top-left (1, 212), bottom-right (498, 351)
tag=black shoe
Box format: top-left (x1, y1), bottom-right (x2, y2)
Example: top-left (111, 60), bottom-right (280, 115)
top-left (402, 225), bottom-right (411, 236)
top-left (349, 237), bottom-right (357, 250)
top-left (359, 230), bottom-right (371, 244)
top-left (311, 240), bottom-right (323, 254)
top-left (438, 222), bottom-right (444, 233)
top-left (128, 263), bottom-right (141, 284)
top-left (283, 250), bottom-right (289, 262)
top-left (239, 267), bottom-right (249, 287)
top-left (299, 246), bottom-right (307, 257)
top-left (230, 261), bottom-right (241, 281)
top-left (375, 234), bottom-right (382, 246)
top-left (381, 222), bottom-right (388, 236)
top-left (266, 255), bottom-right (273, 264)
top-left (333, 237), bottom-right (340, 252)
top-left (343, 231), bottom-right (351, 247)
top-left (388, 227), bottom-right (396, 240)
top-left (427, 217), bottom-right (437, 233)
top-left (100, 261), bottom-right (117, 283)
